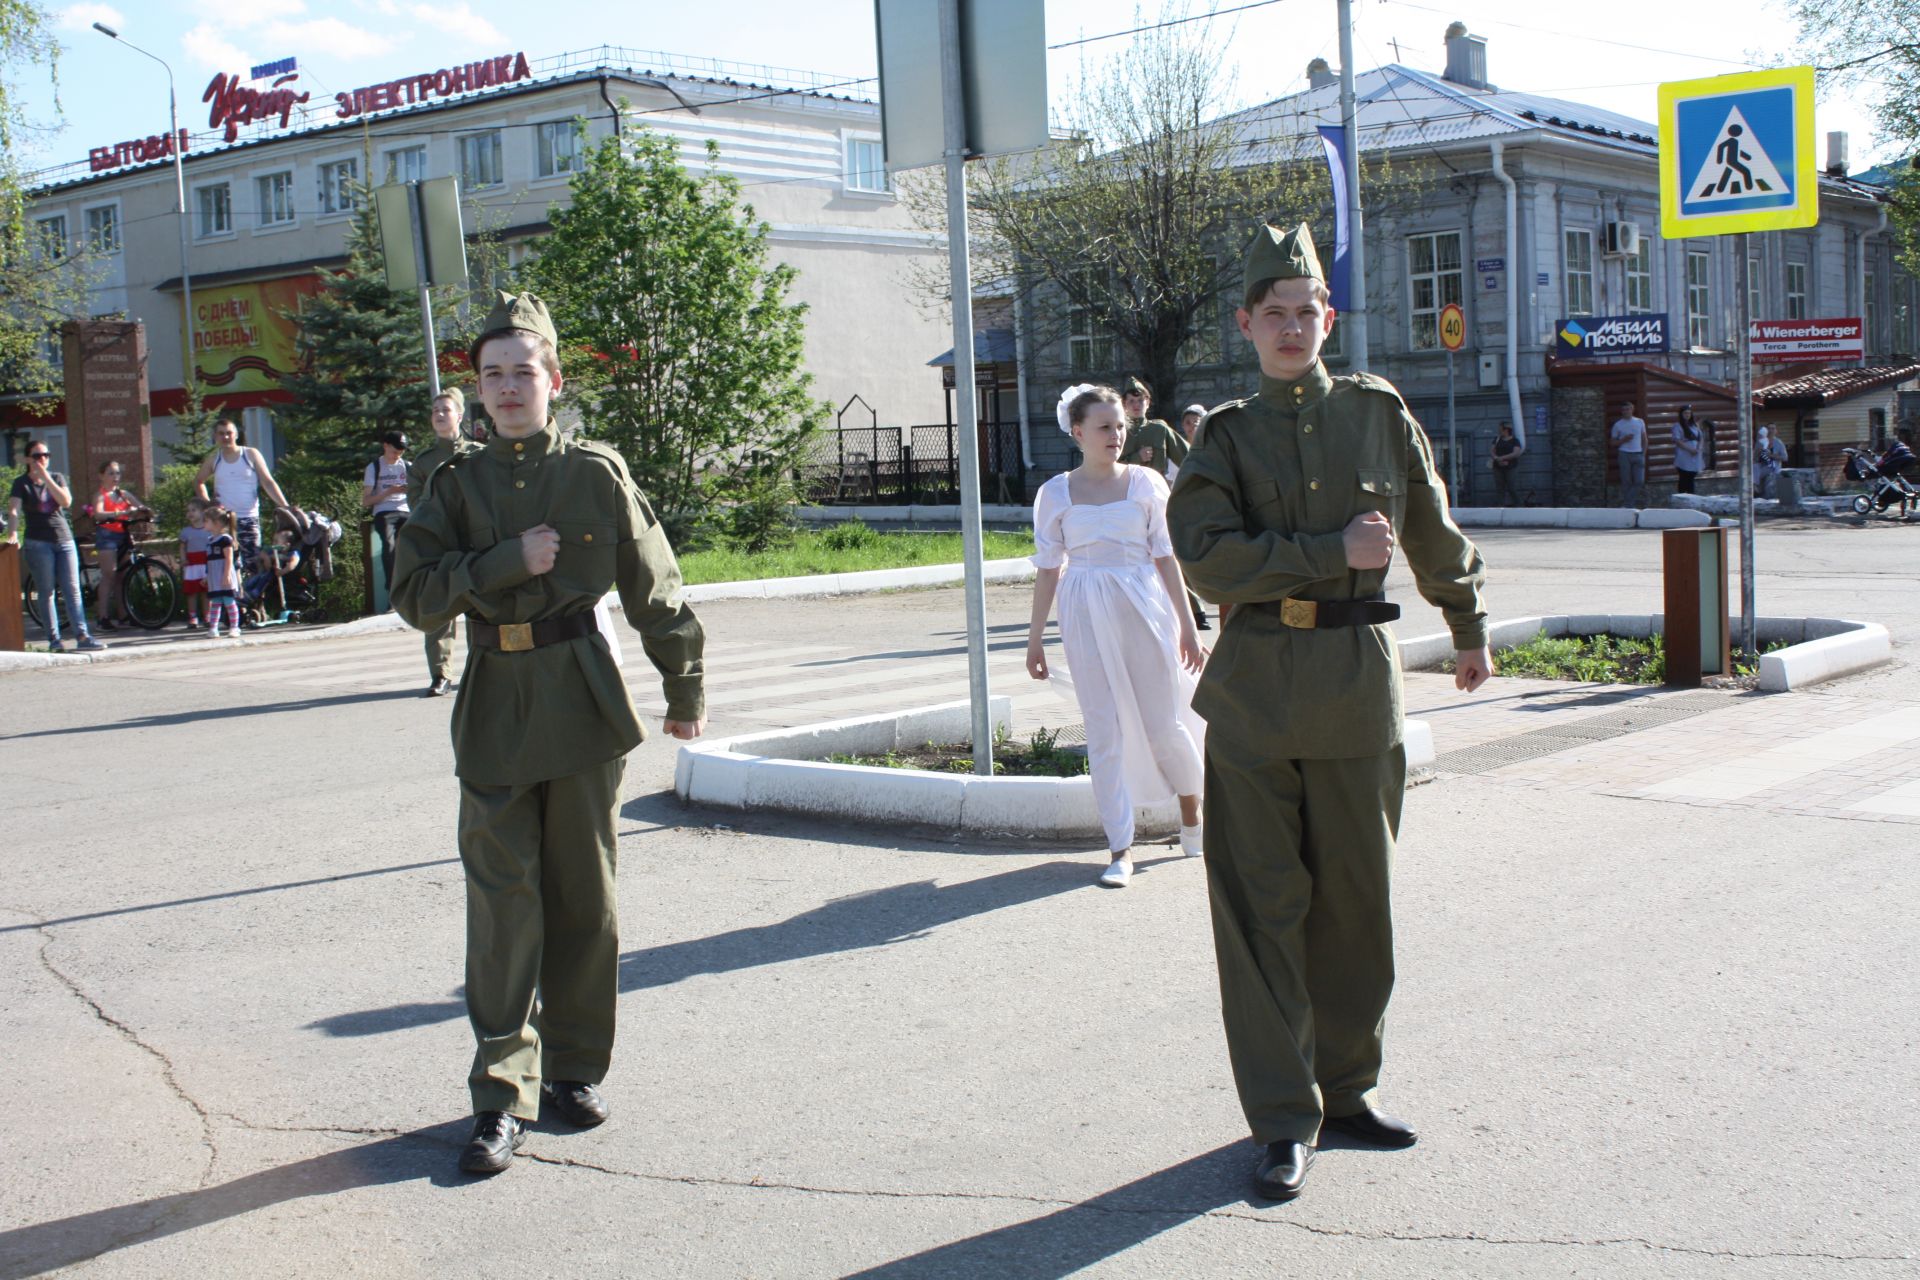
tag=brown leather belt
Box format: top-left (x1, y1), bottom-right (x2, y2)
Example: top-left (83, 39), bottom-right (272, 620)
top-left (1257, 595), bottom-right (1401, 629)
top-left (466, 611), bottom-right (597, 653)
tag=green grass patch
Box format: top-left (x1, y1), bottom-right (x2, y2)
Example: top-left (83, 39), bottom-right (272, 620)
top-left (826, 725), bottom-right (1091, 779)
top-left (679, 524), bottom-right (1034, 585)
top-left (1450, 629), bottom-right (1788, 685)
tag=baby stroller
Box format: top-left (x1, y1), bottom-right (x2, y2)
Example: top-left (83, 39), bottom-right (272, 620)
top-left (242, 505), bottom-right (343, 624)
top-left (1843, 445), bottom-right (1918, 518)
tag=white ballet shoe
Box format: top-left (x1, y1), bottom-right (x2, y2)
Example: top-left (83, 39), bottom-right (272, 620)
top-left (1180, 823), bottom-right (1204, 857)
top-left (1098, 856), bottom-right (1133, 888)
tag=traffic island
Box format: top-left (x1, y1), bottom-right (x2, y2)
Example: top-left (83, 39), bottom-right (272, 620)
top-left (675, 697), bottom-right (1437, 840)
top-left (1399, 614), bottom-right (1890, 693)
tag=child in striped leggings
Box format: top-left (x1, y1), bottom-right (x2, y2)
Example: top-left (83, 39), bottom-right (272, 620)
top-left (204, 504), bottom-right (241, 638)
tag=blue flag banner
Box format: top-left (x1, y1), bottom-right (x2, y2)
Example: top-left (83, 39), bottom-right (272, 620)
top-left (1316, 125), bottom-right (1351, 313)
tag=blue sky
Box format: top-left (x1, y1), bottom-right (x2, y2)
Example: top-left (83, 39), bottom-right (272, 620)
top-left (17, 0), bottom-right (1884, 177)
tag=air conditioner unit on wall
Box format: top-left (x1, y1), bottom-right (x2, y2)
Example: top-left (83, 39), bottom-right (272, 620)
top-left (1604, 221), bottom-right (1641, 257)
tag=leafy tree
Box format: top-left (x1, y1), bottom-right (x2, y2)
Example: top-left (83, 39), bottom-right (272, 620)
top-left (1790, 1), bottom-right (1920, 268)
top-left (522, 126), bottom-right (826, 544)
top-left (275, 194), bottom-right (428, 491)
top-left (0, 0), bottom-right (96, 411)
top-left (160, 381), bottom-right (221, 466)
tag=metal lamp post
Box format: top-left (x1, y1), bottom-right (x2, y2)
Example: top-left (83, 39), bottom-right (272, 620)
top-left (92, 22), bottom-right (195, 392)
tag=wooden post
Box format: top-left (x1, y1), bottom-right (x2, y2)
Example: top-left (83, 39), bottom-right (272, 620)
top-left (1662, 526), bottom-right (1730, 686)
top-left (0, 543), bottom-right (23, 652)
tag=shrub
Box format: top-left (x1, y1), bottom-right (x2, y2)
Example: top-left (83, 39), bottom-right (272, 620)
top-left (821, 519), bottom-right (879, 552)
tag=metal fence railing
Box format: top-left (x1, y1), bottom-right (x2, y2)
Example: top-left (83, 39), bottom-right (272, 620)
top-left (797, 422), bottom-right (1026, 506)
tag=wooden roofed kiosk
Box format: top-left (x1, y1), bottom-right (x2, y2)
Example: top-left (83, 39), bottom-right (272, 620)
top-left (1546, 358), bottom-right (1740, 507)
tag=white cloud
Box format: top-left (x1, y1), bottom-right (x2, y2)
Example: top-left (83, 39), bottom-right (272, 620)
top-left (54, 3), bottom-right (125, 32)
top-left (182, 23), bottom-right (251, 72)
top-left (258, 17), bottom-right (397, 59)
top-left (407, 2), bottom-right (508, 50)
top-left (223, 0), bottom-right (310, 29)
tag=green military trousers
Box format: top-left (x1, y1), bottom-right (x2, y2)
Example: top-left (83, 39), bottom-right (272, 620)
top-left (424, 619), bottom-right (456, 682)
top-left (456, 757), bottom-right (626, 1120)
top-left (1202, 741), bottom-right (1406, 1146)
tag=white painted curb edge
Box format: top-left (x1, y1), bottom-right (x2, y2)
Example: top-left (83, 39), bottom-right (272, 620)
top-left (675, 697), bottom-right (1437, 841)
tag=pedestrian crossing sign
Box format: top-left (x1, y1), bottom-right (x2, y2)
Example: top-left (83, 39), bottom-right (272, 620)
top-left (1659, 66), bottom-right (1818, 238)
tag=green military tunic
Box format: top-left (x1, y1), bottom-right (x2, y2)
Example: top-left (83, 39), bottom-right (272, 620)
top-left (1118, 417), bottom-right (1188, 479)
top-left (393, 415), bottom-right (705, 1119)
top-left (1167, 360), bottom-right (1486, 1148)
top-left (406, 434), bottom-right (477, 683)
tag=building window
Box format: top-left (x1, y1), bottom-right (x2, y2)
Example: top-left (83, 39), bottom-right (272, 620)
top-left (1407, 230), bottom-right (1464, 350)
top-left (1866, 271), bottom-right (1878, 352)
top-left (256, 172), bottom-right (296, 227)
top-left (42, 328), bottom-right (63, 369)
top-left (33, 214), bottom-right (67, 261)
top-left (1178, 262), bottom-right (1225, 366)
top-left (317, 159), bottom-right (359, 215)
top-left (1686, 249), bottom-right (1712, 348)
top-left (195, 184), bottom-right (231, 239)
top-left (1626, 236), bottom-right (1653, 313)
top-left (1563, 229), bottom-right (1594, 316)
top-left (386, 146), bottom-right (428, 185)
top-left (844, 135), bottom-right (888, 194)
top-left (459, 131), bottom-right (504, 189)
top-left (1786, 262), bottom-right (1807, 319)
top-left (83, 205), bottom-right (120, 253)
top-left (536, 120), bottom-right (582, 178)
top-left (1066, 275), bottom-right (1114, 373)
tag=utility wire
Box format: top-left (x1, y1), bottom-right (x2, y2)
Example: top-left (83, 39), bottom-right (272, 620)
top-left (1049, 0), bottom-right (1288, 50)
top-left (1378, 0), bottom-right (1756, 69)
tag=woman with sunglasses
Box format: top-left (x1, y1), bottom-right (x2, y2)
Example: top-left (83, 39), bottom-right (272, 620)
top-left (7, 442), bottom-right (103, 650)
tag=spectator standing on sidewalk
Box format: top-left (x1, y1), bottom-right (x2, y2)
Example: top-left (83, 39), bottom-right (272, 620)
top-left (88, 460), bottom-right (149, 631)
top-left (179, 497), bottom-right (210, 629)
top-left (1489, 422), bottom-right (1524, 507)
top-left (1118, 377), bottom-right (1189, 480)
top-left (1610, 401), bottom-right (1648, 508)
top-left (193, 419), bottom-right (291, 602)
top-left (407, 388), bottom-right (476, 696)
top-left (7, 442), bottom-right (103, 651)
top-left (1672, 405), bottom-right (1705, 494)
top-left (363, 430), bottom-right (412, 604)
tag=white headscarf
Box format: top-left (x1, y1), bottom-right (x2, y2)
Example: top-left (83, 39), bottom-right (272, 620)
top-left (1055, 383), bottom-right (1102, 435)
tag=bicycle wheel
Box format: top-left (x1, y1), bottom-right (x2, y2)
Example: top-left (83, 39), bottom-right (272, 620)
top-left (23, 582), bottom-right (43, 629)
top-left (123, 557), bottom-right (180, 629)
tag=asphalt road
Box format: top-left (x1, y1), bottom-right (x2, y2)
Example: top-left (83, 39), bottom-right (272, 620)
top-left (1, 520), bottom-right (1916, 1278)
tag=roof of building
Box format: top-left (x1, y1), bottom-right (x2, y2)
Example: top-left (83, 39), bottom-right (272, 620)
top-left (928, 329), bottom-right (1017, 368)
top-left (1754, 363), bottom-right (1920, 407)
top-left (27, 49), bottom-right (874, 197)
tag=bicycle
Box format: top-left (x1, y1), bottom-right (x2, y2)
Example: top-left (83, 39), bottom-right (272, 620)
top-left (22, 516), bottom-right (180, 632)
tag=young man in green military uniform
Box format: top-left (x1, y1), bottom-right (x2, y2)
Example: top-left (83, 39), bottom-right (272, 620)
top-left (393, 293), bottom-right (707, 1176)
top-left (407, 386), bottom-right (476, 697)
top-left (1166, 224), bottom-right (1492, 1202)
top-left (1117, 376), bottom-right (1189, 479)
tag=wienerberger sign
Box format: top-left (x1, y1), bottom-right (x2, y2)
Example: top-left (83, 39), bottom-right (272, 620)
top-left (1749, 317), bottom-right (1864, 363)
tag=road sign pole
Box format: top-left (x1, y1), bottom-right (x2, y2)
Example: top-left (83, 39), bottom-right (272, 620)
top-left (1446, 349), bottom-right (1458, 496)
top-left (1736, 231), bottom-right (1756, 658)
top-left (938, 0), bottom-right (993, 775)
top-left (409, 183), bottom-right (442, 398)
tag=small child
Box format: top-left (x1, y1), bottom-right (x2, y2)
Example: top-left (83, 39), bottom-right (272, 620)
top-left (243, 529), bottom-right (302, 607)
top-left (179, 497), bottom-right (210, 629)
top-left (203, 504), bottom-right (240, 638)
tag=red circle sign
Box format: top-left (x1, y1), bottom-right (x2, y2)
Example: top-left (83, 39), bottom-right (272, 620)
top-left (1439, 303), bottom-right (1466, 351)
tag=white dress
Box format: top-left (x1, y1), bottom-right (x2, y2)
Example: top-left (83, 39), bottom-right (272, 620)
top-left (1033, 467), bottom-right (1206, 851)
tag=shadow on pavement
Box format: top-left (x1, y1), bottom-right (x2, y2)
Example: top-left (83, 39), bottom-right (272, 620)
top-left (308, 858), bottom-right (1095, 1038)
top-left (841, 1141), bottom-right (1254, 1279)
top-left (0, 1120), bottom-right (472, 1279)
top-left (2, 689), bottom-right (423, 741)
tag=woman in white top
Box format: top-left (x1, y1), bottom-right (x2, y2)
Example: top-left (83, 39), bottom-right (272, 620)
top-left (1025, 383), bottom-right (1206, 888)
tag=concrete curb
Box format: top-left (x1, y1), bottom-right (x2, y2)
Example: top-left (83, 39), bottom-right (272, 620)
top-left (1447, 507), bottom-right (1713, 530)
top-left (0, 612), bottom-right (411, 670)
top-left (1399, 613), bottom-right (1890, 692)
top-left (676, 697), bottom-right (1437, 841)
top-left (796, 504), bottom-right (1031, 525)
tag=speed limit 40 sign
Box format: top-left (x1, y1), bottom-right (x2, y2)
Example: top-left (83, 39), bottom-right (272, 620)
top-left (1438, 302), bottom-right (1466, 352)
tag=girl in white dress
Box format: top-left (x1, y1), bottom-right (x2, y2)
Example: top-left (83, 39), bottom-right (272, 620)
top-left (1026, 384), bottom-right (1207, 888)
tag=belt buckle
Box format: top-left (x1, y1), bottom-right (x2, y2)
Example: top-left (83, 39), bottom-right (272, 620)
top-left (498, 622), bottom-right (535, 653)
top-left (1280, 598), bottom-right (1318, 629)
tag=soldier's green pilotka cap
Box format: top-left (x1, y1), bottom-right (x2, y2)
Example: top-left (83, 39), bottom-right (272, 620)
top-left (1244, 221), bottom-right (1325, 297)
top-left (468, 290), bottom-right (559, 367)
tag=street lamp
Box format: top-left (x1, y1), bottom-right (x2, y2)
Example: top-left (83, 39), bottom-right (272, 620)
top-left (92, 21), bottom-right (195, 394)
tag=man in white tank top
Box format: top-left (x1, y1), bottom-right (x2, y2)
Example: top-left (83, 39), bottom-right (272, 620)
top-left (193, 418), bottom-right (290, 597)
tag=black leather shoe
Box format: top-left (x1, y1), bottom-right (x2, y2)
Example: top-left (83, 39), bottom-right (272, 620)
top-left (1322, 1108), bottom-right (1418, 1148)
top-left (1253, 1140), bottom-right (1313, 1200)
top-left (426, 677), bottom-right (453, 697)
top-left (542, 1079), bottom-right (610, 1128)
top-left (1194, 614), bottom-right (1212, 631)
top-left (458, 1111), bottom-right (525, 1175)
